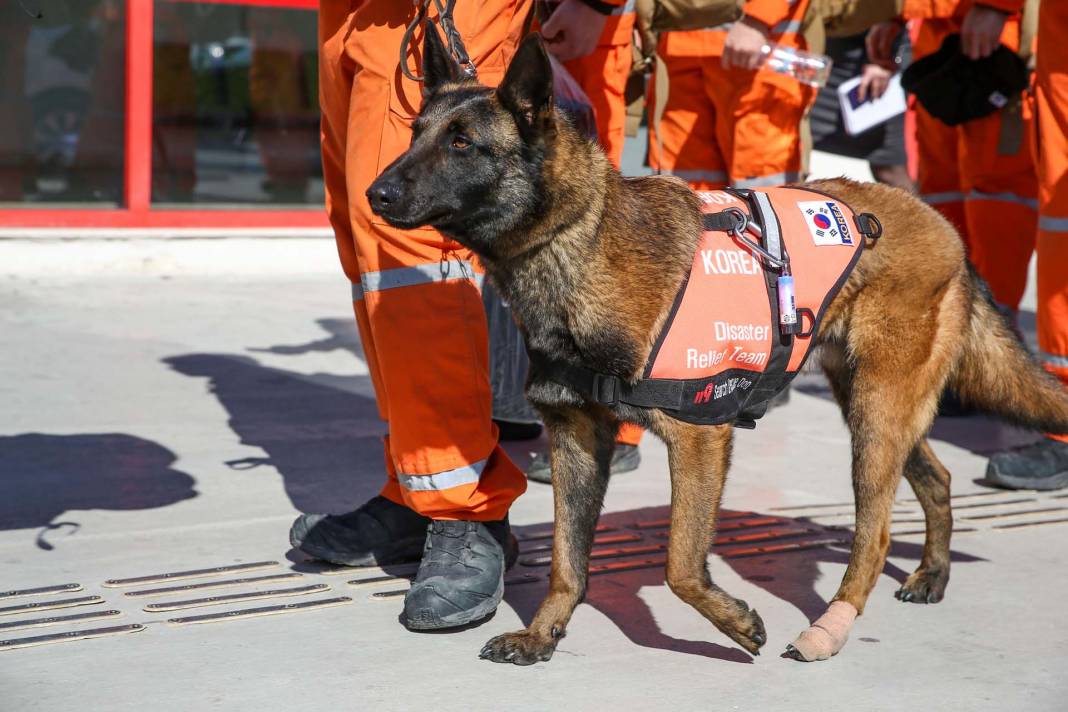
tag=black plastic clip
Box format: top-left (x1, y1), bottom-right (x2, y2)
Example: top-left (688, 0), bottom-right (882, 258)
top-left (703, 210), bottom-right (746, 233)
top-left (796, 307), bottom-right (816, 338)
top-left (855, 213), bottom-right (883, 241)
top-left (591, 374), bottom-right (620, 406)
top-left (732, 418), bottom-right (757, 430)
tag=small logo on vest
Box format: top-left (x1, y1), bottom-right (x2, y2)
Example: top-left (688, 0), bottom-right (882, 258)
top-left (798, 200), bottom-right (853, 246)
top-left (693, 377), bottom-right (753, 404)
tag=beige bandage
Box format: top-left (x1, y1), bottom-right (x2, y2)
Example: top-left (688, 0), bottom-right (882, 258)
top-left (787, 600), bottom-right (858, 662)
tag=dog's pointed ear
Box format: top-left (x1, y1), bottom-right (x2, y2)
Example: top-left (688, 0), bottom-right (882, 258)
top-left (422, 21), bottom-right (461, 96)
top-left (497, 34), bottom-right (554, 134)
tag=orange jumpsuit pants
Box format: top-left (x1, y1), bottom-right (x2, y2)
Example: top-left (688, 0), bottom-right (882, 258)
top-left (318, 1), bottom-right (530, 520)
top-left (562, 1), bottom-right (635, 167)
top-left (648, 0), bottom-right (815, 191)
top-left (562, 1), bottom-right (643, 446)
top-left (1035, 0), bottom-right (1068, 443)
top-left (913, 15), bottom-right (1036, 311)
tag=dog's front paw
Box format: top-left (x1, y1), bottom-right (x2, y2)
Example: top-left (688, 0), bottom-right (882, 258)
top-left (895, 567), bottom-right (948, 604)
top-left (723, 605), bottom-right (767, 655)
top-left (479, 629), bottom-right (558, 665)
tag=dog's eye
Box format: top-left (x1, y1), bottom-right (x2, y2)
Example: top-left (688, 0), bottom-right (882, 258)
top-left (451, 135), bottom-right (472, 150)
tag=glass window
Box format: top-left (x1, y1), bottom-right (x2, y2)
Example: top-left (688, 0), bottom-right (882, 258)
top-left (0, 0), bottom-right (126, 206)
top-left (152, 1), bottom-right (323, 206)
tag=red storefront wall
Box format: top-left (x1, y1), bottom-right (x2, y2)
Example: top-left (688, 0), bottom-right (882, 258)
top-left (0, 0), bottom-right (328, 230)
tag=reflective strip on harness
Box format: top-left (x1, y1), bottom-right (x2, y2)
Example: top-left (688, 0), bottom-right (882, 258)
top-left (753, 191), bottom-right (783, 262)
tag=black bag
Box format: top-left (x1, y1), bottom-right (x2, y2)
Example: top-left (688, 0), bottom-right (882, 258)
top-left (901, 33), bottom-right (1028, 127)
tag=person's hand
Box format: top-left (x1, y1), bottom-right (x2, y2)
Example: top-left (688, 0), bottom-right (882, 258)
top-left (866, 20), bottom-right (904, 70)
top-left (722, 16), bottom-right (769, 70)
top-left (541, 0), bottom-right (608, 63)
top-left (857, 63), bottom-right (892, 102)
top-left (961, 4), bottom-right (1008, 60)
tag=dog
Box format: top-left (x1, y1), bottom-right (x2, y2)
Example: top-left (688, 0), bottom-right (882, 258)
top-left (368, 27), bottom-right (1068, 665)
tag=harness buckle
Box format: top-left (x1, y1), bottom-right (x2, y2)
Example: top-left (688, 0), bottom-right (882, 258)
top-left (591, 374), bottom-right (621, 406)
top-left (855, 212), bottom-right (883, 240)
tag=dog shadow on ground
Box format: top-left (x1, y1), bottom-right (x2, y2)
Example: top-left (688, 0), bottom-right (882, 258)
top-left (248, 317), bottom-right (364, 359)
top-left (166, 318), bottom-right (986, 663)
top-left (0, 433), bottom-right (198, 549)
top-left (164, 351), bottom-right (386, 515)
top-left (501, 505), bottom-right (984, 664)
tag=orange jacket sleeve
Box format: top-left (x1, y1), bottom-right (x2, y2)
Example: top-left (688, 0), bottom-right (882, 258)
top-left (742, 0), bottom-right (796, 30)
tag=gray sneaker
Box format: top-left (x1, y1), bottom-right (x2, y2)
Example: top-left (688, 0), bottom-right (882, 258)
top-left (403, 518), bottom-right (518, 630)
top-left (526, 443), bottom-right (640, 484)
top-left (289, 495), bottom-right (429, 567)
top-left (984, 438), bottom-right (1068, 491)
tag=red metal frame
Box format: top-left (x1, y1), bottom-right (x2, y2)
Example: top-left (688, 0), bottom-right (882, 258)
top-left (0, 0), bottom-right (327, 230)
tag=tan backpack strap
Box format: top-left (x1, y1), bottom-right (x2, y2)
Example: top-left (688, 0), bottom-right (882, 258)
top-left (998, 0), bottom-right (1039, 155)
top-left (652, 48), bottom-right (669, 175)
top-left (1018, 0), bottom-right (1039, 65)
top-left (997, 94), bottom-right (1026, 156)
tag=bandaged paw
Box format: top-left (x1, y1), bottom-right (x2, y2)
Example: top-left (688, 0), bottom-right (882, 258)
top-left (786, 600), bottom-right (858, 662)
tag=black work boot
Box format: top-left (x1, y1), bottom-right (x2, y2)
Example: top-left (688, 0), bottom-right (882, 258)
top-left (525, 443), bottom-right (640, 484)
top-left (403, 518), bottom-right (518, 630)
top-left (289, 495), bottom-right (430, 567)
top-left (983, 437), bottom-right (1068, 491)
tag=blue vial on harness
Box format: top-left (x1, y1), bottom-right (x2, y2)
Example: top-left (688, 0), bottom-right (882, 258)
top-left (778, 274), bottom-right (799, 335)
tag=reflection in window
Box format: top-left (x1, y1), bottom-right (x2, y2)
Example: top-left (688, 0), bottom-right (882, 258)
top-left (0, 0), bottom-right (126, 206)
top-left (153, 2), bottom-right (323, 206)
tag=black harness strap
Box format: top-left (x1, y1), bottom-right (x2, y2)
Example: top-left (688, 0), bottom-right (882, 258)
top-left (703, 211), bottom-right (743, 232)
top-left (541, 361), bottom-right (685, 410)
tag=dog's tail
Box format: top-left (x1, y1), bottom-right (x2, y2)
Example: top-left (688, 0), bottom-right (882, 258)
top-left (948, 266), bottom-right (1068, 434)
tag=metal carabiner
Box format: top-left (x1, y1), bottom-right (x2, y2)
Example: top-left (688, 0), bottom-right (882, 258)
top-left (723, 208), bottom-right (786, 271)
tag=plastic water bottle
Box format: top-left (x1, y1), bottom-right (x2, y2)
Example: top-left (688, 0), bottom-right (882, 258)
top-left (759, 43), bottom-right (833, 88)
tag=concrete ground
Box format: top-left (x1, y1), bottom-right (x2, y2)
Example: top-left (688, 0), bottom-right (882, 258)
top-left (2, 152), bottom-right (1067, 711)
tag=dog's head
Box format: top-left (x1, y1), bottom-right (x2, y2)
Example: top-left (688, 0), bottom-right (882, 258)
top-left (367, 27), bottom-right (557, 255)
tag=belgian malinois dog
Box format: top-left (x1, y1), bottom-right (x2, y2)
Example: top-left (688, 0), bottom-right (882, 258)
top-left (368, 28), bottom-right (1068, 665)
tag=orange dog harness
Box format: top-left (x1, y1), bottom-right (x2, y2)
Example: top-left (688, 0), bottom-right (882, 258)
top-left (547, 186), bottom-right (881, 428)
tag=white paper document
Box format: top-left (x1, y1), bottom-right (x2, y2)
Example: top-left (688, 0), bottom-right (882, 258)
top-left (837, 73), bottom-right (907, 136)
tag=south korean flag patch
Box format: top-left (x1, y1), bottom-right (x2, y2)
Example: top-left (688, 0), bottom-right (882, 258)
top-left (798, 200), bottom-right (854, 246)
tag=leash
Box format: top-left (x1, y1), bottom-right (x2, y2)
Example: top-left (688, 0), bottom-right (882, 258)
top-left (400, 0), bottom-right (477, 83)
top-left (18, 0), bottom-right (43, 18)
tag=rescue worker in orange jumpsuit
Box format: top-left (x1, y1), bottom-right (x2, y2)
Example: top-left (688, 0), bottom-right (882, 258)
top-left (869, 0), bottom-right (1035, 315)
top-left (648, 0), bottom-right (816, 191)
top-left (289, 0), bottom-right (548, 631)
top-left (985, 0), bottom-right (1068, 490)
top-left (545, 0), bottom-right (635, 166)
top-left (525, 0), bottom-right (644, 483)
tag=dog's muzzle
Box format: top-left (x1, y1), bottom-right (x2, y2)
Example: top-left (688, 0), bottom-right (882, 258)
top-left (367, 180), bottom-right (403, 217)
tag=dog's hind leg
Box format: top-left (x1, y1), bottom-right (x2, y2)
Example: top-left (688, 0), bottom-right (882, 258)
top-left (788, 298), bottom-right (958, 662)
top-left (656, 416), bottom-right (767, 655)
top-left (822, 339), bottom-right (954, 603)
top-left (896, 440), bottom-right (952, 604)
top-left (480, 407), bottom-right (615, 665)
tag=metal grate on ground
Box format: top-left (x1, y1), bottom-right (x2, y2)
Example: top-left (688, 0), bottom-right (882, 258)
top-left (5, 490), bottom-right (1061, 652)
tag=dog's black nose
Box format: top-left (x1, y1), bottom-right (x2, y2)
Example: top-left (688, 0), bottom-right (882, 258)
top-left (367, 181), bottom-right (402, 213)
